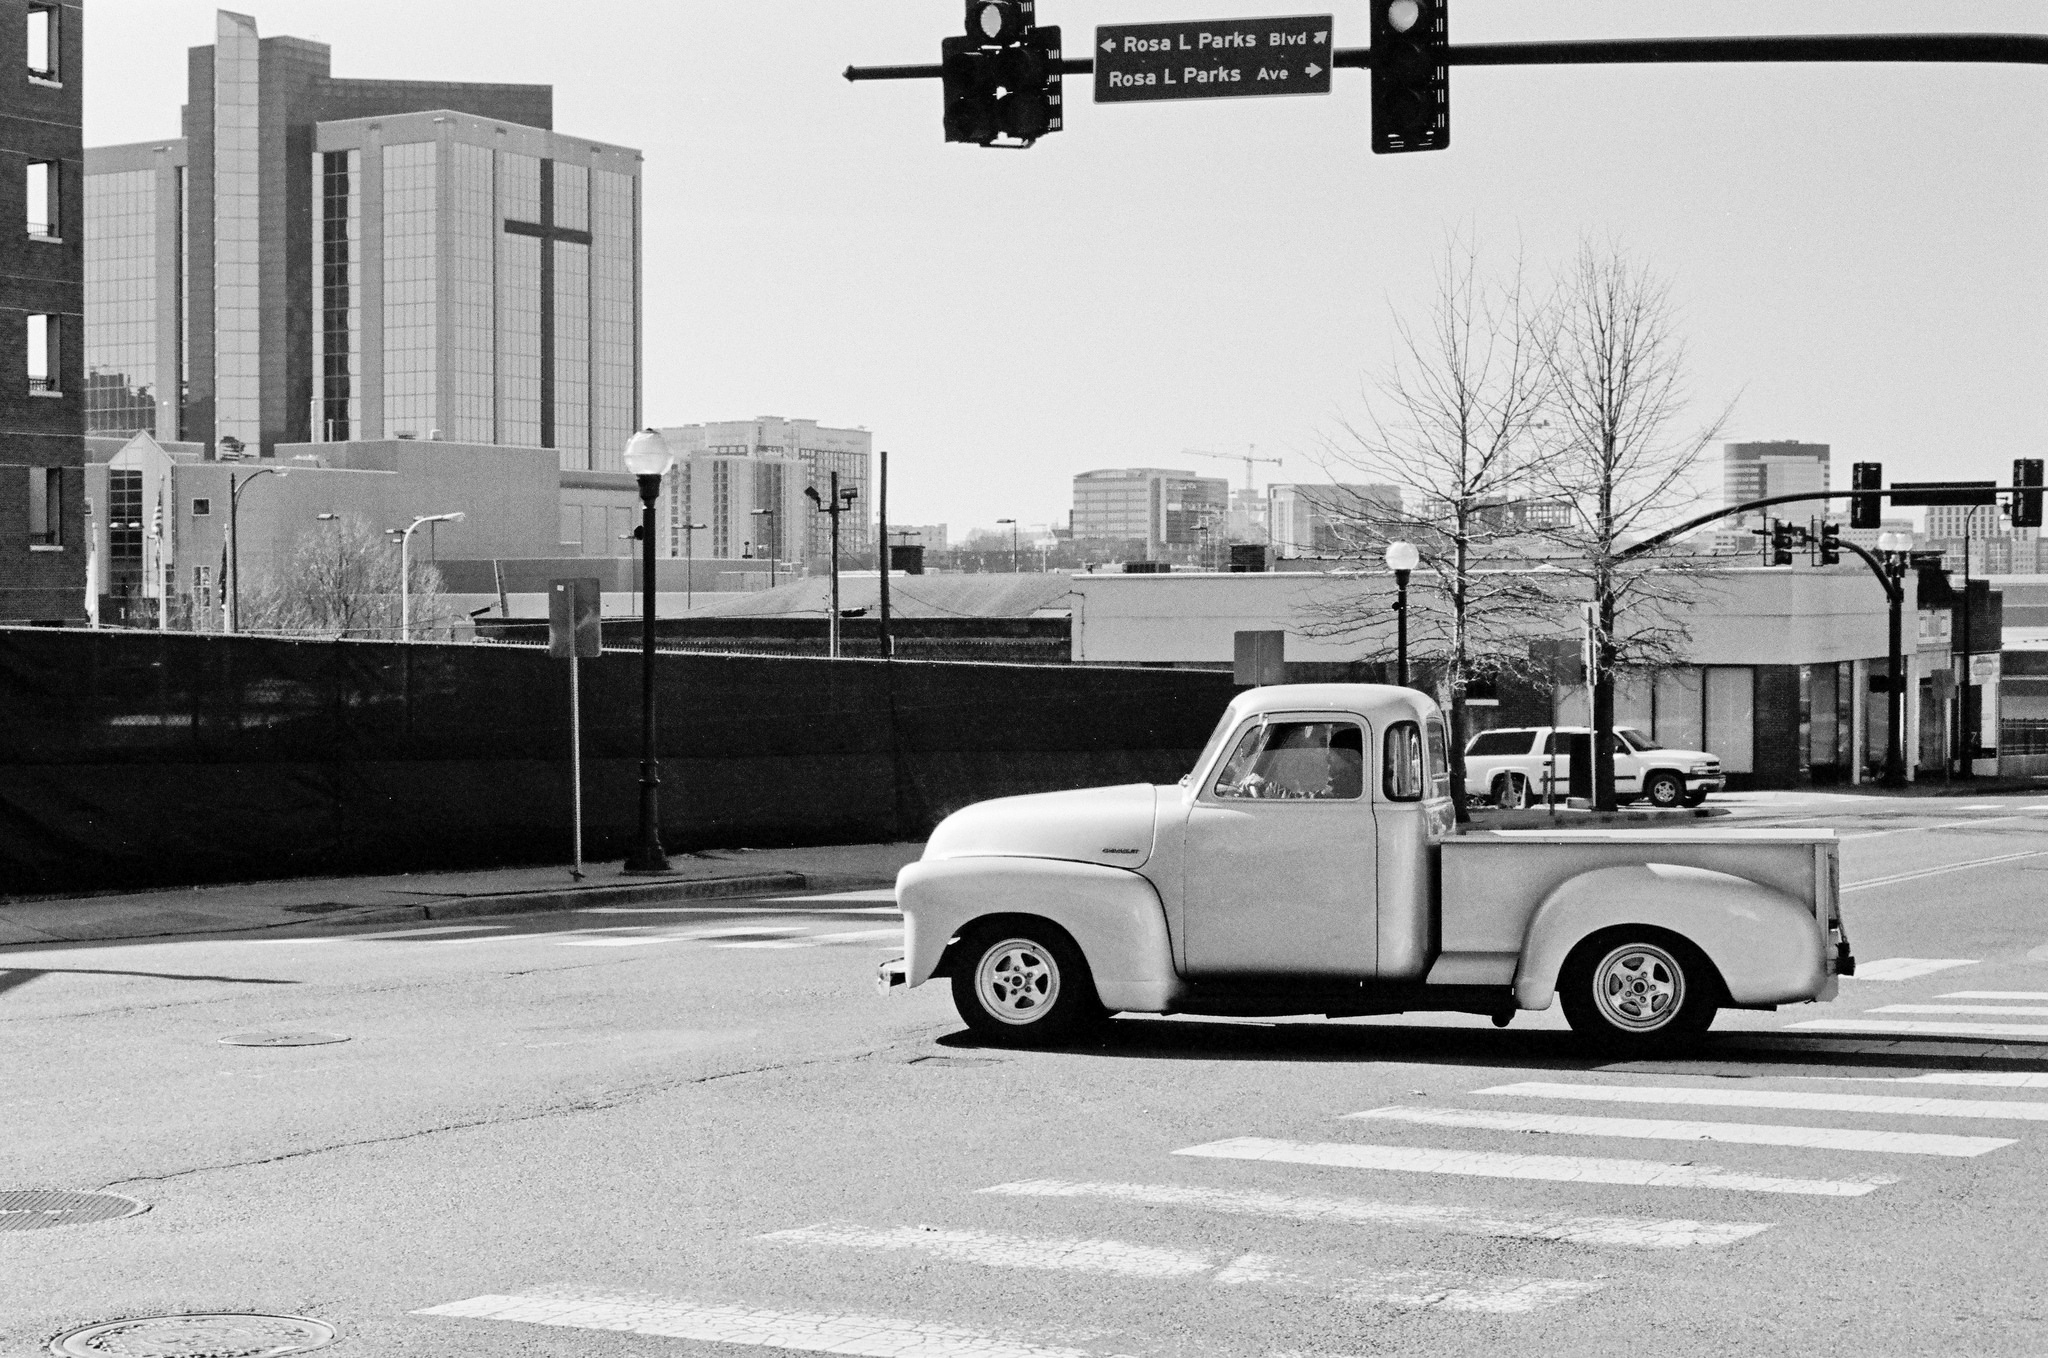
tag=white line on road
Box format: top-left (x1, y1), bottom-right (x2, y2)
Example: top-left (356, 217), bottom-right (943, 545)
top-left (1847, 958), bottom-right (1978, 980)
top-left (1787, 1019), bottom-right (2048, 1041)
top-left (1343, 1104), bottom-right (2012, 1157)
top-left (1838, 1072), bottom-right (2048, 1089)
top-left (1480, 1080), bottom-right (2048, 1121)
top-left (1171, 1138), bottom-right (1894, 1197)
top-left (1943, 992), bottom-right (2048, 1001)
top-left (976, 1178), bottom-right (1771, 1249)
top-left (416, 1293), bottom-right (1093, 1358)
top-left (714, 927), bottom-right (903, 950)
top-left (1844, 852), bottom-right (2048, 892)
top-left (759, 1222), bottom-right (1600, 1314)
top-left (554, 926), bottom-right (811, 948)
top-left (1874, 1003), bottom-right (2048, 1017)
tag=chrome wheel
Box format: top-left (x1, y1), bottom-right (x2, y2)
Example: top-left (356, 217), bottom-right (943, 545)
top-left (973, 937), bottom-right (1061, 1026)
top-left (1591, 941), bottom-right (1686, 1031)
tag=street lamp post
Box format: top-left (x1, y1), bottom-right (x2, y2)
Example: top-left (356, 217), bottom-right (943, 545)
top-left (996, 518), bottom-right (1018, 572)
top-left (750, 507), bottom-right (778, 586)
top-left (680, 520), bottom-right (707, 611)
top-left (1876, 530), bottom-right (1914, 788)
top-left (622, 428), bottom-right (675, 874)
top-left (226, 465), bottom-right (289, 634)
top-left (805, 473), bottom-right (858, 658)
top-left (1385, 540), bottom-right (1419, 688)
top-left (398, 511), bottom-right (466, 642)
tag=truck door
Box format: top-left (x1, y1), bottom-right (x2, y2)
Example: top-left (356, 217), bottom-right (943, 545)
top-left (1181, 715), bottom-right (1376, 977)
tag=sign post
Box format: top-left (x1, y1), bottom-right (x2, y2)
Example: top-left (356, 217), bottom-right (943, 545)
top-left (550, 578), bottom-right (603, 878)
top-left (1094, 15), bottom-right (1333, 103)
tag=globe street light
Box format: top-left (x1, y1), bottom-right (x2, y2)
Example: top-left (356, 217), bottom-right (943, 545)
top-left (1876, 529), bottom-right (1915, 788)
top-left (399, 511), bottom-right (465, 641)
top-left (622, 428), bottom-right (675, 874)
top-left (1384, 540), bottom-right (1419, 687)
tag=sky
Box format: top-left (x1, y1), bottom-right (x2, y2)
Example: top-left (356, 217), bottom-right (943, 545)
top-left (86, 2), bottom-right (2048, 538)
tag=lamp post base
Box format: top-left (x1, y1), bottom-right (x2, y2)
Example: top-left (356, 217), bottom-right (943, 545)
top-left (622, 764), bottom-right (671, 874)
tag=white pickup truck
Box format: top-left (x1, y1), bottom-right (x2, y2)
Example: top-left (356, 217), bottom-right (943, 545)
top-left (881, 683), bottom-right (1852, 1052)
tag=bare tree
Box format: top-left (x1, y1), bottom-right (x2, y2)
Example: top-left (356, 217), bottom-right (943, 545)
top-left (1307, 235), bottom-right (1558, 820)
top-left (244, 514), bottom-right (466, 642)
top-left (1536, 239), bottom-right (1733, 809)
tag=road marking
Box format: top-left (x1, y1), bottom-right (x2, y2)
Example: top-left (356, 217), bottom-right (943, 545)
top-left (1343, 1105), bottom-right (2012, 1158)
top-left (1954, 804), bottom-right (2006, 810)
top-left (1875, 1003), bottom-right (2048, 1017)
top-left (554, 926), bottom-right (811, 948)
top-left (756, 889), bottom-right (899, 903)
top-left (1844, 852), bottom-right (2048, 893)
top-left (342, 923), bottom-right (512, 939)
top-left (1839, 1072), bottom-right (2048, 1089)
top-left (1787, 1019), bottom-right (2048, 1041)
top-left (1848, 958), bottom-right (1978, 980)
top-left (1944, 992), bottom-right (2048, 1001)
top-left (760, 1222), bottom-right (1213, 1277)
top-left (1480, 1080), bottom-right (2048, 1121)
top-left (1209, 1255), bottom-right (1600, 1313)
top-left (1172, 1138), bottom-right (1894, 1197)
top-left (976, 1178), bottom-right (1771, 1249)
top-left (416, 1293), bottom-right (1093, 1358)
top-left (715, 927), bottom-right (903, 950)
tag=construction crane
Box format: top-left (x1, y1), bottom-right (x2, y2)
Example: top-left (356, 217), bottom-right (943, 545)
top-left (1182, 445), bottom-right (1282, 493)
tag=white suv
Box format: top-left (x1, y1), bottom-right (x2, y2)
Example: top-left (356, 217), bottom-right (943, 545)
top-left (1462, 726), bottom-right (1725, 810)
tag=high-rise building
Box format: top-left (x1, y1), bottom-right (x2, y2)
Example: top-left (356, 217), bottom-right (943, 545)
top-left (1070, 467), bottom-right (1231, 557)
top-left (1, 0), bottom-right (83, 623)
top-left (83, 11), bottom-right (640, 469)
top-left (655, 418), bottom-right (872, 564)
top-left (1723, 441), bottom-right (1829, 522)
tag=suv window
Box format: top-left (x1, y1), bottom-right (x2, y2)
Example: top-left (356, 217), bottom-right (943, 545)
top-left (1466, 730), bottom-right (1535, 757)
top-left (1211, 720), bottom-right (1365, 801)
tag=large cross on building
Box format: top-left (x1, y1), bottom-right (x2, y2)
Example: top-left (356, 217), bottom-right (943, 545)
top-left (503, 160), bottom-right (593, 452)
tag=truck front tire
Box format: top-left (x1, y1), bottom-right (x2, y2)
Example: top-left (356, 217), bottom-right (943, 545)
top-left (1559, 930), bottom-right (1720, 1052)
top-left (950, 921), bottom-right (1107, 1046)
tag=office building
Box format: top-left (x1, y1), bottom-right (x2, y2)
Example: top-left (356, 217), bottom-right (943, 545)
top-left (1070, 467), bottom-right (1231, 557)
top-left (1723, 441), bottom-right (1829, 523)
top-left (1, 0), bottom-right (82, 623)
top-left (655, 418), bottom-right (872, 564)
top-left (1268, 483), bottom-right (1402, 558)
top-left (83, 11), bottom-right (641, 469)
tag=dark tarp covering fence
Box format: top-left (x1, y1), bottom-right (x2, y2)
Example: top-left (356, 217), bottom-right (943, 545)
top-left (0, 628), bottom-right (1241, 895)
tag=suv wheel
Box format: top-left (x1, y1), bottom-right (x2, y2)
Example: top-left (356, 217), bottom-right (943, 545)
top-left (1643, 771), bottom-right (1685, 808)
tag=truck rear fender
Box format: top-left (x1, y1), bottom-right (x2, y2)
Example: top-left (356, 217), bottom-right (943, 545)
top-left (1513, 862), bottom-right (1826, 1010)
top-left (894, 856), bottom-right (1177, 1012)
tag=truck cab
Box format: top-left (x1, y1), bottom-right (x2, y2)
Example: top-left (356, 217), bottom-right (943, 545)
top-left (885, 684), bottom-right (1848, 1053)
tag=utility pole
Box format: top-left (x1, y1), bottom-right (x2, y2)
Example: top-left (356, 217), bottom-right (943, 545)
top-left (878, 450), bottom-right (892, 659)
top-left (806, 473), bottom-right (858, 658)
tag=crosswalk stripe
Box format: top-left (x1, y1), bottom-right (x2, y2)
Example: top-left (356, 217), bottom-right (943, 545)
top-left (1172, 1137), bottom-right (1894, 1197)
top-left (1874, 1004), bottom-right (2048, 1017)
top-left (1343, 1105), bottom-right (2012, 1157)
top-left (976, 1178), bottom-right (1770, 1249)
top-left (416, 1293), bottom-right (1092, 1358)
top-left (1848, 958), bottom-right (1978, 980)
top-left (1941, 992), bottom-right (2048, 1001)
top-left (758, 1222), bottom-right (1599, 1314)
top-left (1480, 1080), bottom-right (2048, 1121)
top-left (1787, 1019), bottom-right (2048, 1041)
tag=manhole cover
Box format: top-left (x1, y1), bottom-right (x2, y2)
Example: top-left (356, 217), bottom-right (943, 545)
top-left (51, 1314), bottom-right (335, 1357)
top-left (217, 1032), bottom-right (349, 1048)
top-left (0, 1190), bottom-right (147, 1232)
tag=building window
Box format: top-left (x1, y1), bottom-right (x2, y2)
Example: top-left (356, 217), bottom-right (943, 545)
top-left (26, 160), bottom-right (56, 238)
top-left (27, 467), bottom-right (61, 546)
top-left (190, 497), bottom-right (211, 517)
top-left (27, 313), bottom-right (58, 392)
top-left (26, 5), bottom-right (56, 81)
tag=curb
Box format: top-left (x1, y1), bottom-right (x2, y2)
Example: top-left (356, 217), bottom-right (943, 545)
top-left (304, 870), bottom-right (814, 927)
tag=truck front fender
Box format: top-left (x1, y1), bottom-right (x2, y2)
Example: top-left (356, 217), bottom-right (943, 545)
top-left (1513, 862), bottom-right (1826, 1010)
top-left (895, 856), bottom-right (1178, 1012)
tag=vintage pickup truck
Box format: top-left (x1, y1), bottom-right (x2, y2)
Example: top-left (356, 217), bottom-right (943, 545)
top-left (881, 683), bottom-right (1852, 1052)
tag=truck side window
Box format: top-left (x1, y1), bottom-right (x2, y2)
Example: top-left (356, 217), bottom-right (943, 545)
top-left (1212, 720), bottom-right (1364, 800)
top-left (1384, 721), bottom-right (1424, 801)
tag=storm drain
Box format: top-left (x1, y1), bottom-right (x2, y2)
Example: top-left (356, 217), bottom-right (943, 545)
top-left (51, 1314), bottom-right (335, 1357)
top-left (0, 1190), bottom-right (147, 1233)
top-left (217, 1032), bottom-right (349, 1048)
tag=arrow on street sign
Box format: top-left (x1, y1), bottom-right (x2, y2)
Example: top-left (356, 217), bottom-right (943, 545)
top-left (1094, 15), bottom-right (1335, 104)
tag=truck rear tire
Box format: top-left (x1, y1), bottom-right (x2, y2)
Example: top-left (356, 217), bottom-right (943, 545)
top-left (1559, 930), bottom-right (1720, 1052)
top-left (950, 921), bottom-right (1107, 1046)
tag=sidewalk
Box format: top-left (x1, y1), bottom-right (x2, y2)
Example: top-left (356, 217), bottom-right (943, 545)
top-left (0, 843), bottom-right (924, 948)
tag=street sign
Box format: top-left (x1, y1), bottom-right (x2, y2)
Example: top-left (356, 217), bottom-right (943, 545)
top-left (1094, 15), bottom-right (1332, 103)
top-left (548, 578), bottom-right (602, 659)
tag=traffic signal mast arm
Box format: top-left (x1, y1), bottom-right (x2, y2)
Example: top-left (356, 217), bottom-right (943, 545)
top-left (846, 32), bottom-right (2048, 82)
top-left (1617, 484), bottom-right (2033, 565)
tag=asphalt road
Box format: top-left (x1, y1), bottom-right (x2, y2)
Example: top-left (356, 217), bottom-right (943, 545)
top-left (7, 793), bottom-right (2048, 1357)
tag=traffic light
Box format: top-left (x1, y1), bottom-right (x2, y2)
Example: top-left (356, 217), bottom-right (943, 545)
top-left (942, 1), bottom-right (1062, 147)
top-left (1768, 519), bottom-right (1797, 566)
top-left (1850, 461), bottom-right (1883, 530)
top-left (1817, 521), bottom-right (1842, 566)
top-left (2013, 458), bottom-right (2045, 530)
top-left (1370, 0), bottom-right (1448, 154)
